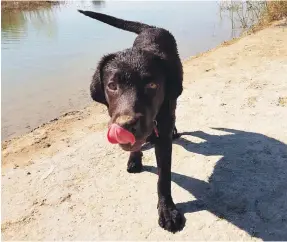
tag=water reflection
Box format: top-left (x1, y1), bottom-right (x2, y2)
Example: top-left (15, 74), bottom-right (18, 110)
top-left (1, 8), bottom-right (58, 45)
top-left (91, 1), bottom-right (106, 8)
top-left (1, 1), bottom-right (106, 45)
top-left (1, 11), bottom-right (28, 41)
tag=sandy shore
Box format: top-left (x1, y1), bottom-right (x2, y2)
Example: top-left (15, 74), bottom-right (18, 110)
top-left (2, 20), bottom-right (287, 240)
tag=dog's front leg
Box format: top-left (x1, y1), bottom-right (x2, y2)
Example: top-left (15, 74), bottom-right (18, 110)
top-left (127, 151), bottom-right (143, 173)
top-left (155, 117), bottom-right (184, 233)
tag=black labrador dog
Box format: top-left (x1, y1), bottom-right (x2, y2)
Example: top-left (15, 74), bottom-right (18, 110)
top-left (78, 10), bottom-right (184, 233)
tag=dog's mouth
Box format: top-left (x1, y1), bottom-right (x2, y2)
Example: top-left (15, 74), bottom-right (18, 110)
top-left (119, 139), bottom-right (146, 152)
top-left (107, 123), bottom-right (149, 151)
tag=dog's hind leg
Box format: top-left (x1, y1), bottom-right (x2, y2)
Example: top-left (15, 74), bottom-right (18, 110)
top-left (127, 151), bottom-right (143, 173)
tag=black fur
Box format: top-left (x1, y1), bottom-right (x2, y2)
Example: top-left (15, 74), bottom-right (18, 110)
top-left (79, 10), bottom-right (184, 233)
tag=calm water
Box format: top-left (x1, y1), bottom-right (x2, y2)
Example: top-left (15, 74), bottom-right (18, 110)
top-left (1, 1), bottom-right (242, 140)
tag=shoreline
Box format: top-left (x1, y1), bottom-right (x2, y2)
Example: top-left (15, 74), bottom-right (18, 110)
top-left (1, 1), bottom-right (60, 11)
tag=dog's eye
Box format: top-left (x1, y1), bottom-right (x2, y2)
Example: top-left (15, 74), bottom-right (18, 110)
top-left (146, 82), bottom-right (158, 89)
top-left (107, 82), bottom-right (117, 91)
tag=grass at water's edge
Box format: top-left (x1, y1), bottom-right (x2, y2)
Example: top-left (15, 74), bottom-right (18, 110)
top-left (1, 1), bottom-right (60, 11)
top-left (246, 1), bottom-right (287, 33)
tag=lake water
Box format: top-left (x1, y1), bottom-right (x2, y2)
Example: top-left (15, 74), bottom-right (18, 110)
top-left (1, 1), bottom-right (243, 140)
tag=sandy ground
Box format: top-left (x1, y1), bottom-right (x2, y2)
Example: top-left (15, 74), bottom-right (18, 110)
top-left (2, 20), bottom-right (287, 241)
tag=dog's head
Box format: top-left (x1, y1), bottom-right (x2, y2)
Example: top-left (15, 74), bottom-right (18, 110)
top-left (90, 49), bottom-right (182, 151)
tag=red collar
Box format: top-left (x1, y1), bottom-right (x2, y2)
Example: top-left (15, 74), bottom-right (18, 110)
top-left (153, 120), bottom-right (159, 137)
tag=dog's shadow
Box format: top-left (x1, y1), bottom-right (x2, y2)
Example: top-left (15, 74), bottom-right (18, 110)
top-left (142, 128), bottom-right (287, 240)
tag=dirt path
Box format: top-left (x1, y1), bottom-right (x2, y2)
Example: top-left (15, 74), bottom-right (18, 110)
top-left (2, 21), bottom-right (287, 241)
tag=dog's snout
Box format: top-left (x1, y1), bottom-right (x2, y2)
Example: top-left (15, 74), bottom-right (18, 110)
top-left (115, 114), bottom-right (142, 133)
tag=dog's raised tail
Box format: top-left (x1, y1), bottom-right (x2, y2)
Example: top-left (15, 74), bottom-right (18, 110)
top-left (78, 10), bottom-right (153, 34)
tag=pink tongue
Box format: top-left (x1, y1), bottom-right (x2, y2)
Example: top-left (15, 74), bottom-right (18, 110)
top-left (107, 124), bottom-right (136, 145)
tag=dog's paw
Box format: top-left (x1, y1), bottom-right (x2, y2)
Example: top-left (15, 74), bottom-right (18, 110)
top-left (158, 204), bottom-right (184, 233)
top-left (127, 161), bottom-right (142, 173)
top-left (127, 152), bottom-right (143, 173)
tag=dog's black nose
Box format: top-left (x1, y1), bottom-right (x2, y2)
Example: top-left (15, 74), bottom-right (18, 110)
top-left (115, 114), bottom-right (141, 134)
top-left (125, 117), bottom-right (140, 134)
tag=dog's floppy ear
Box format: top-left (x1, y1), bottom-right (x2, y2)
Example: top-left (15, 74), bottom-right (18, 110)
top-left (90, 54), bottom-right (116, 106)
top-left (153, 55), bottom-right (183, 100)
top-left (165, 59), bottom-right (183, 100)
